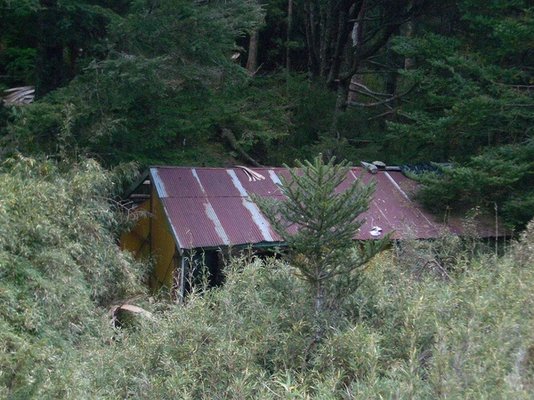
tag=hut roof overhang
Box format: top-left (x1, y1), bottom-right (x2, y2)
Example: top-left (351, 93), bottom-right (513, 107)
top-left (126, 166), bottom-right (502, 252)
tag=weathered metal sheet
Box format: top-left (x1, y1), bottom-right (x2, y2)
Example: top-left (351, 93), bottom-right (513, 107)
top-left (152, 167), bottom-right (204, 198)
top-left (150, 167), bottom-right (169, 198)
top-left (153, 167), bottom-right (284, 249)
top-left (149, 166), bottom-right (499, 250)
top-left (208, 196), bottom-right (282, 245)
top-left (236, 168), bottom-right (283, 196)
top-left (358, 171), bottom-right (442, 240)
top-left (191, 169), bottom-right (230, 246)
top-left (161, 197), bottom-right (226, 249)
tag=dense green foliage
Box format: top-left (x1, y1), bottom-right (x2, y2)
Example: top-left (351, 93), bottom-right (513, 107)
top-left (1, 157), bottom-right (533, 397)
top-left (388, 0), bottom-right (534, 228)
top-left (256, 156), bottom-right (388, 325)
top-left (0, 156), bottom-right (145, 397)
top-left (1, 0), bottom-right (531, 227)
top-left (1, 0), bottom-right (280, 166)
top-left (1, 1), bottom-right (534, 397)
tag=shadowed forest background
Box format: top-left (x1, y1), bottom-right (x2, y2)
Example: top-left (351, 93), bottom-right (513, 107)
top-left (1, 0), bottom-right (533, 398)
top-left (1, 0), bottom-right (533, 227)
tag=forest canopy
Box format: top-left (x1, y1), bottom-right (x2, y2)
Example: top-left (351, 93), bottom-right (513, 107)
top-left (1, 0), bottom-right (532, 228)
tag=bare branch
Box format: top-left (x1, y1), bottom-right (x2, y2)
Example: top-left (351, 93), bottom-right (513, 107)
top-left (221, 128), bottom-right (263, 167)
top-left (348, 85), bottom-right (415, 107)
top-left (350, 81), bottom-right (395, 97)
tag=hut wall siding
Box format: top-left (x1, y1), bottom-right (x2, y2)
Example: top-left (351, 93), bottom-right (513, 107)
top-left (151, 189), bottom-right (178, 288)
top-left (120, 199), bottom-right (151, 259)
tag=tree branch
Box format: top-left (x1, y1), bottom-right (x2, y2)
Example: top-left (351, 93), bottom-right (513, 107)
top-left (349, 80), bottom-right (395, 97)
top-left (221, 128), bottom-right (263, 167)
top-left (348, 85), bottom-right (415, 107)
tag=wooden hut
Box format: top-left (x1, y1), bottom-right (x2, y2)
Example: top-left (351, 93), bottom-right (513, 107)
top-left (121, 165), bottom-right (501, 299)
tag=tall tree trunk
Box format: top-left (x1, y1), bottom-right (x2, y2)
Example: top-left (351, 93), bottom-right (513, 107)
top-left (326, 4), bottom-right (351, 88)
top-left (36, 0), bottom-right (65, 97)
top-left (246, 30), bottom-right (259, 74)
top-left (318, 5), bottom-right (328, 77)
top-left (381, 35), bottom-right (400, 130)
top-left (327, 1), bottom-right (366, 146)
top-left (384, 25), bottom-right (401, 106)
top-left (404, 1), bottom-right (416, 70)
top-left (286, 0), bottom-right (293, 72)
top-left (304, 0), bottom-right (319, 78)
top-left (329, 81), bottom-right (349, 142)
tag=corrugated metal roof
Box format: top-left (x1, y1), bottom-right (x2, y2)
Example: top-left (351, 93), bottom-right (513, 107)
top-left (148, 166), bottom-right (499, 250)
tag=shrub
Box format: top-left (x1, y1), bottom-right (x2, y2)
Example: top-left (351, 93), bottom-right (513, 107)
top-left (2, 156), bottom-right (533, 399)
top-left (0, 156), bottom-right (145, 398)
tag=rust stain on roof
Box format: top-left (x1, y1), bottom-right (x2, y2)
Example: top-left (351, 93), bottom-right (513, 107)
top-left (147, 166), bottom-right (500, 250)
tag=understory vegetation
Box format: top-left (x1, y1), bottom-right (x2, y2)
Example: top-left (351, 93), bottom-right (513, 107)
top-left (1, 0), bottom-right (533, 397)
top-left (1, 157), bottom-right (533, 398)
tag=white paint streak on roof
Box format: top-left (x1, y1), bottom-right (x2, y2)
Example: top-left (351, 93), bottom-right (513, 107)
top-left (268, 169), bottom-right (282, 186)
top-left (227, 169), bottom-right (248, 196)
top-left (151, 168), bottom-right (168, 198)
top-left (227, 169), bottom-right (274, 242)
top-left (150, 168), bottom-right (183, 250)
top-left (191, 169), bottom-right (230, 245)
top-left (384, 171), bottom-right (435, 228)
top-left (384, 171), bottom-right (410, 201)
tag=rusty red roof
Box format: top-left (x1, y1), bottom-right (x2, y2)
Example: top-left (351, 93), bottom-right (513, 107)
top-left (147, 166), bottom-right (499, 251)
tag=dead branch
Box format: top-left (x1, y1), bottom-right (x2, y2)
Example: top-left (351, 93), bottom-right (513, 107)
top-left (348, 85), bottom-right (415, 108)
top-left (3, 86), bottom-right (35, 106)
top-left (350, 80), bottom-right (394, 97)
top-left (351, 89), bottom-right (394, 109)
top-left (367, 109), bottom-right (397, 120)
top-left (221, 128), bottom-right (263, 167)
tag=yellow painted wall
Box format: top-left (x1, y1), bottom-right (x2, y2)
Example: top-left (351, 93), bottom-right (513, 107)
top-left (121, 199), bottom-right (151, 259)
top-left (151, 189), bottom-right (178, 288)
top-left (120, 191), bottom-right (179, 290)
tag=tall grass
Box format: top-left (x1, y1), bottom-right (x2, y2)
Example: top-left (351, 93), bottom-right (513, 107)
top-left (0, 157), bottom-right (145, 398)
top-left (77, 228), bottom-right (534, 398)
top-left (1, 157), bottom-right (533, 398)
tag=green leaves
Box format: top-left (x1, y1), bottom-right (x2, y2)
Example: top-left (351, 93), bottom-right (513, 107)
top-left (416, 141), bottom-right (534, 228)
top-left (2, 0), bottom-right (272, 167)
top-left (387, 1), bottom-right (534, 228)
top-left (255, 155), bottom-right (388, 319)
top-left (0, 156), bottom-right (145, 396)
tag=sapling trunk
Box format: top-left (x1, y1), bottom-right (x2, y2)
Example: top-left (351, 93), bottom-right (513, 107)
top-left (312, 275), bottom-right (326, 347)
top-left (314, 278), bottom-right (325, 320)
top-left (302, 277), bottom-right (326, 370)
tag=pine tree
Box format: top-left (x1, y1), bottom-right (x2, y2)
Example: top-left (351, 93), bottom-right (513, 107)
top-left (256, 156), bottom-right (388, 338)
top-left (387, 0), bottom-right (534, 228)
